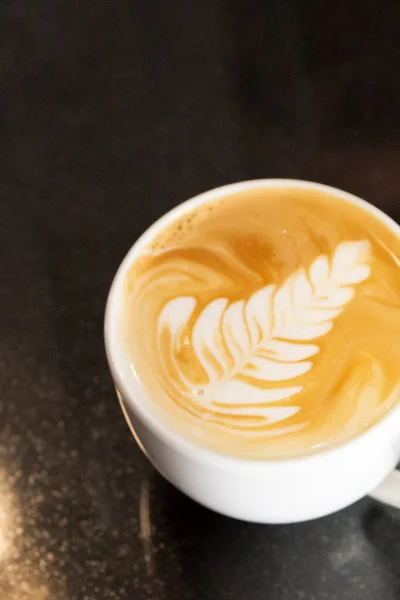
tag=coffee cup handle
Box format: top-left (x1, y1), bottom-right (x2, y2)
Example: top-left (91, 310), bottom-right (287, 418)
top-left (369, 469), bottom-right (400, 509)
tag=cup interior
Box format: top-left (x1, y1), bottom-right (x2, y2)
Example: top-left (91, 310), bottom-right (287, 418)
top-left (105, 179), bottom-right (400, 468)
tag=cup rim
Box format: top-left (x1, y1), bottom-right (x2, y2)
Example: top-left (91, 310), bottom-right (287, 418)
top-left (104, 178), bottom-right (400, 470)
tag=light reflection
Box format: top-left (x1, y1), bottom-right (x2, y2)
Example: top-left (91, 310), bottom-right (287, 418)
top-left (117, 389), bottom-right (150, 458)
top-left (0, 467), bottom-right (66, 600)
top-left (139, 478), bottom-right (154, 575)
top-left (0, 469), bottom-right (18, 563)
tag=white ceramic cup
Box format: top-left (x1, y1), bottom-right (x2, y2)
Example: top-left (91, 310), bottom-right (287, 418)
top-left (105, 179), bottom-right (400, 523)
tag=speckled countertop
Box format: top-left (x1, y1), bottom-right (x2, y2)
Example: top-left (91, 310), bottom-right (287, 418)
top-left (2, 1), bottom-right (400, 599)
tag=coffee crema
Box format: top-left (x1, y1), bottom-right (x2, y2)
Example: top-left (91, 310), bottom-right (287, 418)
top-left (122, 185), bottom-right (400, 458)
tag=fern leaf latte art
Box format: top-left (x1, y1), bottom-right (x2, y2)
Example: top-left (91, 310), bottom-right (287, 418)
top-left (122, 185), bottom-right (400, 458)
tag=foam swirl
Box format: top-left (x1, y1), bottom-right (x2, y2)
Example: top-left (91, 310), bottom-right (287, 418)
top-left (157, 240), bottom-right (371, 431)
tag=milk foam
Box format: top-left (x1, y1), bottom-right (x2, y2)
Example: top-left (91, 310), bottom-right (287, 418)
top-left (122, 186), bottom-right (400, 458)
top-left (157, 240), bottom-right (371, 431)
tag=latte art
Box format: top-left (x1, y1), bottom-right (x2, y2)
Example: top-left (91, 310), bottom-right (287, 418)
top-left (158, 240), bottom-right (371, 433)
top-left (122, 185), bottom-right (400, 458)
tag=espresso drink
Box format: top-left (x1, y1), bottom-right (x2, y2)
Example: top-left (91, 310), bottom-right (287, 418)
top-left (121, 185), bottom-right (400, 458)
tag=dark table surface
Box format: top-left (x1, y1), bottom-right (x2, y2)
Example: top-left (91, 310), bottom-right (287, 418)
top-left (2, 1), bottom-right (400, 598)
